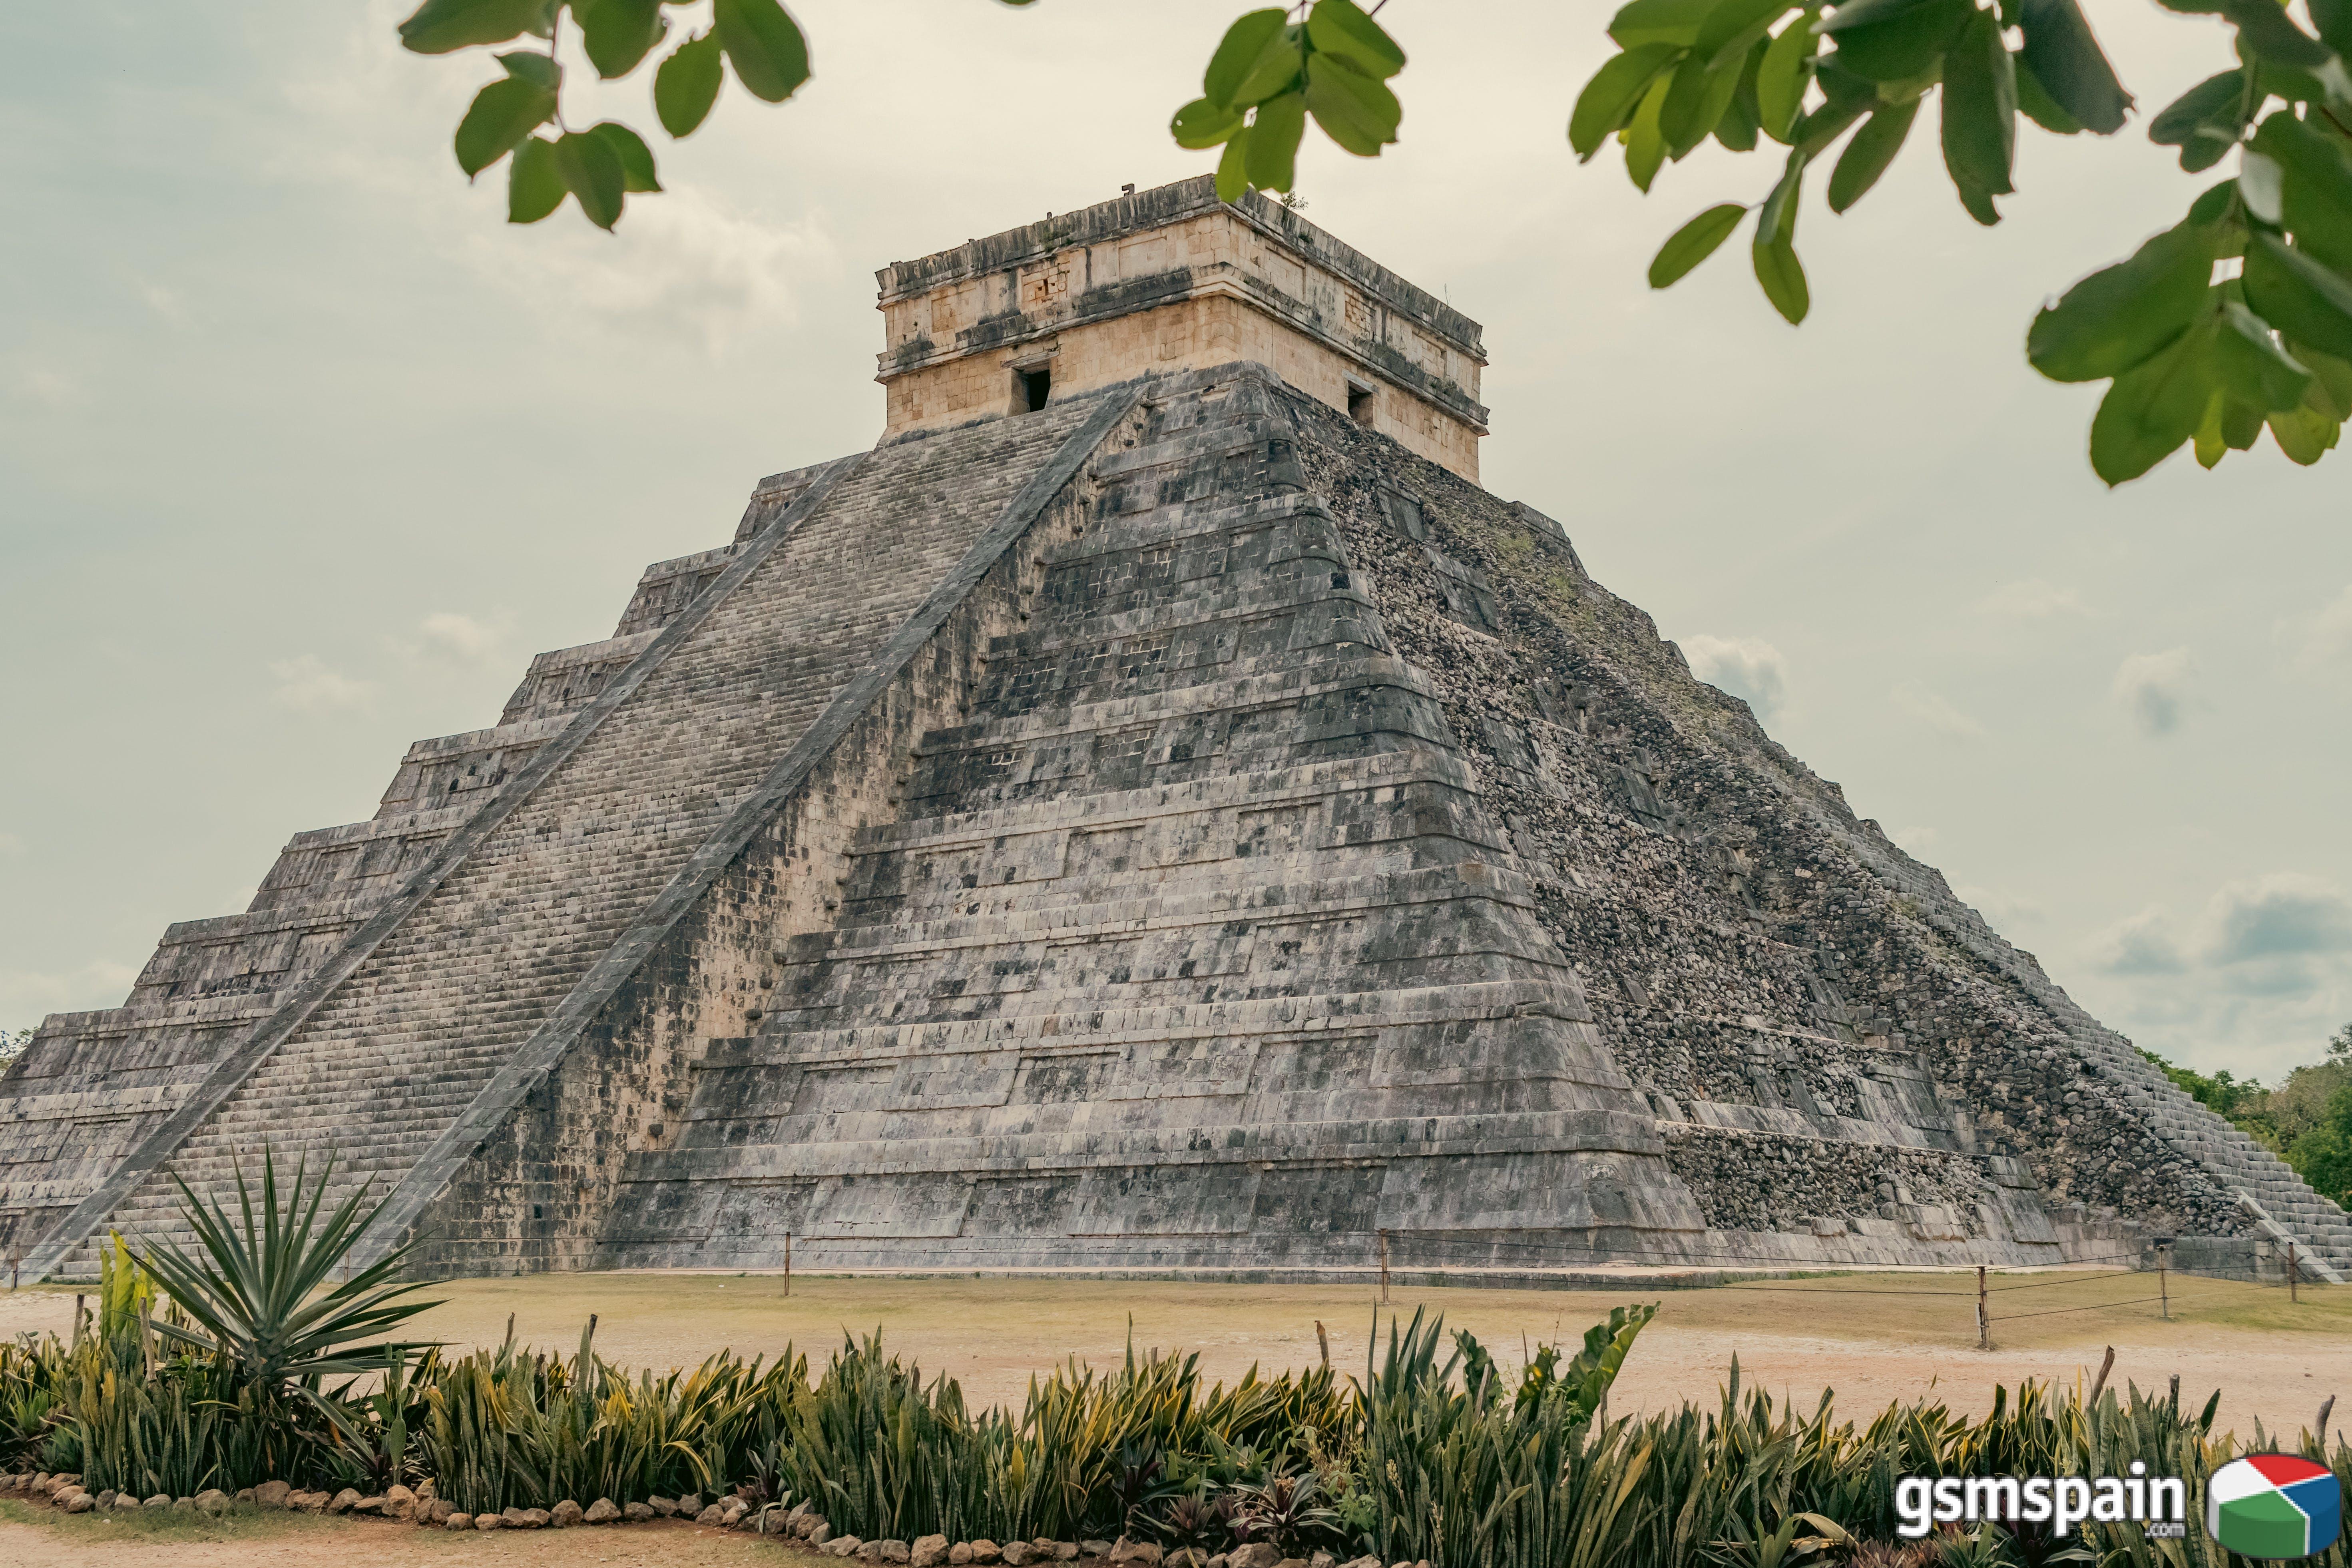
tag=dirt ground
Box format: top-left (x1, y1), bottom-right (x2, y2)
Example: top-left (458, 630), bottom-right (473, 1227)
top-left (5, 1269), bottom-right (2344, 1565)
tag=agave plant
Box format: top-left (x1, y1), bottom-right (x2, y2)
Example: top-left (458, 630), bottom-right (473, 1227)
top-left (126, 1146), bottom-right (441, 1417)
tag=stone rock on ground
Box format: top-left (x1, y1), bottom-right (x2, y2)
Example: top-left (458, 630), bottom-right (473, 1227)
top-left (697, 1504), bottom-right (728, 1526)
top-left (1228, 1546), bottom-right (1283, 1568)
top-left (585, 1498), bottom-right (621, 1523)
top-left (914, 1532), bottom-right (950, 1566)
top-left (1082, 1543), bottom-right (1114, 1559)
top-left (551, 1499), bottom-right (584, 1527)
top-left (676, 1492), bottom-right (704, 1516)
top-left (1003, 1545), bottom-right (1036, 1566)
top-left (966, 1547), bottom-right (1000, 1567)
top-left (142, 1494), bottom-right (170, 1509)
top-left (62, 1493), bottom-right (94, 1514)
top-left (651, 1496), bottom-right (679, 1516)
top-left (626, 1502), bottom-right (657, 1521)
top-left (254, 1481), bottom-right (291, 1509)
top-left (950, 1545), bottom-right (974, 1566)
top-left (445, 1513), bottom-right (474, 1531)
top-left (477, 1511), bottom-right (505, 1530)
top-left (328, 1488), bottom-right (360, 1514)
top-left (1111, 1542), bottom-right (1161, 1566)
top-left (195, 1490), bottom-right (229, 1515)
top-left (385, 1484), bottom-right (414, 1520)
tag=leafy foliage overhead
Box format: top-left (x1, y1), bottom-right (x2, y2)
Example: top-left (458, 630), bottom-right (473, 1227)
top-left (396, 0), bottom-right (2352, 485)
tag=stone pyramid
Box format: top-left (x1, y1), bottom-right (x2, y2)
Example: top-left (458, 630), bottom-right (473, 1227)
top-left (5, 179), bottom-right (2345, 1283)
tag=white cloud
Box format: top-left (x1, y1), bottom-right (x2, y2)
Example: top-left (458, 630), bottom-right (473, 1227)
top-left (269, 653), bottom-right (374, 714)
top-left (1890, 681), bottom-right (1987, 740)
top-left (2090, 906), bottom-right (2188, 975)
top-left (10, 365), bottom-right (90, 410)
top-left (454, 190), bottom-right (837, 355)
top-left (2197, 873), bottom-right (2352, 965)
top-left (2113, 647), bottom-right (2194, 735)
top-left (2288, 583), bottom-right (2352, 675)
top-left (2075, 875), bottom-right (2352, 1081)
top-left (415, 610), bottom-right (507, 667)
top-left (1683, 634), bottom-right (1788, 721)
top-left (1976, 578), bottom-right (2089, 620)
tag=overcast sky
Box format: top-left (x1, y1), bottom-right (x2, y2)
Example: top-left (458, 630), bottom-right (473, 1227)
top-left (4, 0), bottom-right (2348, 1080)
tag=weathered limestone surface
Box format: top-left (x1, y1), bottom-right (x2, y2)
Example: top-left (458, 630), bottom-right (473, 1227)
top-left (877, 179), bottom-right (1487, 480)
top-left (7, 179), bottom-right (2345, 1281)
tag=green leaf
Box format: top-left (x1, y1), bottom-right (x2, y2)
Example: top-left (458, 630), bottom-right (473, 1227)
top-left (2028, 222), bottom-right (2215, 381)
top-left (398, 0), bottom-right (554, 55)
top-left (1754, 236), bottom-right (1811, 321)
top-left (2217, 0), bottom-right (2337, 72)
top-left (453, 75), bottom-right (557, 177)
top-left (2253, 112), bottom-right (2352, 272)
top-left (554, 128), bottom-right (627, 229)
top-left (2193, 393), bottom-right (2231, 466)
top-left (715, 0), bottom-right (810, 104)
top-left (1206, 10), bottom-right (1291, 105)
top-left (1306, 55), bottom-right (1401, 155)
top-left (2215, 299), bottom-right (2313, 408)
top-left (588, 120), bottom-right (661, 191)
top-left (1245, 91), bottom-right (1307, 190)
top-left (2312, 0), bottom-right (2352, 54)
top-left (508, 134), bottom-right (566, 222)
top-left (2089, 319), bottom-right (2219, 484)
top-left (1215, 134), bottom-right (1251, 202)
top-left (1757, 149), bottom-right (1807, 245)
top-left (1306, 0), bottom-right (1406, 78)
top-left (579, 0), bottom-right (667, 78)
top-left (1698, 0), bottom-right (1799, 70)
top-left (1174, 95), bottom-right (1248, 149)
top-left (1625, 73), bottom-right (1674, 190)
top-left (1611, 0), bottom-right (1721, 48)
top-left (1227, 22), bottom-right (1307, 108)
top-left (496, 48), bottom-right (561, 90)
top-left (2223, 392), bottom-right (2266, 446)
top-left (1816, 0), bottom-right (1971, 82)
top-left (2294, 341), bottom-right (2352, 415)
top-left (2148, 70), bottom-right (2245, 173)
top-left (1571, 43), bottom-right (1684, 158)
top-left (655, 30), bottom-right (725, 137)
top-left (1940, 6), bottom-right (2017, 213)
top-left (1752, 153), bottom-right (1811, 321)
top-left (2269, 397), bottom-right (2342, 460)
top-left (2017, 0), bottom-right (2131, 134)
top-left (1828, 97), bottom-right (1918, 210)
top-left (1720, 50), bottom-right (1766, 148)
top-left (1660, 48), bottom-right (1749, 157)
top-left (1651, 203), bottom-right (1751, 285)
top-left (1757, 11), bottom-right (1820, 141)
top-left (2015, 57), bottom-right (2083, 132)
top-left (2244, 231), bottom-right (2352, 359)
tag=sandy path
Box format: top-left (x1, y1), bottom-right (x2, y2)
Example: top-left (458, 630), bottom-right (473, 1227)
top-left (0, 1508), bottom-right (797, 1567)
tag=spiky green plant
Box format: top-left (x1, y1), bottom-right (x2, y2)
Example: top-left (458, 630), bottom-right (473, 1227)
top-left (127, 1147), bottom-right (441, 1415)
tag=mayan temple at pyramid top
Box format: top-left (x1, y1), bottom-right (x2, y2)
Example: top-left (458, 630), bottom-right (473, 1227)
top-left (874, 177), bottom-right (1488, 478)
top-left (5, 180), bottom-right (2346, 1285)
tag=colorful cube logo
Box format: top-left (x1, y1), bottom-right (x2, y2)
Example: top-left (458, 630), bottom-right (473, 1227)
top-left (2207, 1454), bottom-right (2344, 1560)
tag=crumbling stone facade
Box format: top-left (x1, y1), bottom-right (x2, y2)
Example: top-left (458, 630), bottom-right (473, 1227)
top-left (3, 183), bottom-right (2344, 1284)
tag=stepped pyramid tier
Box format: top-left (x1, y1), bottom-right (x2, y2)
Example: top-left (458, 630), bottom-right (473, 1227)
top-left (6, 180), bottom-right (2346, 1284)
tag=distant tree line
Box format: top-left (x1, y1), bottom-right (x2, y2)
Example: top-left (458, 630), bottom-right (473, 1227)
top-left (2144, 1022), bottom-right (2352, 1205)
